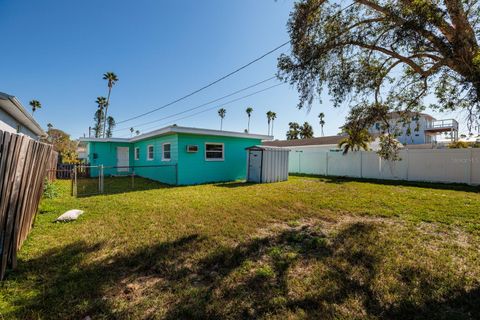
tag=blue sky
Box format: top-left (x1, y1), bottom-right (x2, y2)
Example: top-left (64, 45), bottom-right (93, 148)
top-left (0, 0), bottom-right (463, 139)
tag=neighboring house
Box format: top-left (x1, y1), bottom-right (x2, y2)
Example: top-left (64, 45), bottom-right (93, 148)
top-left (77, 142), bottom-right (88, 162)
top-left (368, 111), bottom-right (459, 145)
top-left (79, 126), bottom-right (271, 185)
top-left (0, 92), bottom-right (45, 140)
top-left (263, 134), bottom-right (382, 151)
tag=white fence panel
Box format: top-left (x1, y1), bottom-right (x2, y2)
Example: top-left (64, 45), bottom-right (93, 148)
top-left (288, 147), bottom-right (480, 185)
top-left (472, 149), bottom-right (480, 185)
top-left (361, 151), bottom-right (408, 180)
top-left (327, 152), bottom-right (362, 178)
top-left (407, 149), bottom-right (469, 184)
top-left (290, 150), bottom-right (327, 175)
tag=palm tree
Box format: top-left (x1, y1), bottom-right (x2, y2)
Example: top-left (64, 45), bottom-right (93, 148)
top-left (47, 123), bottom-right (53, 130)
top-left (218, 108), bottom-right (226, 130)
top-left (246, 107), bottom-right (253, 133)
top-left (29, 100), bottom-right (41, 114)
top-left (318, 112), bottom-right (325, 137)
top-left (130, 127), bottom-right (134, 137)
top-left (102, 72), bottom-right (119, 138)
top-left (270, 112), bottom-right (277, 136)
top-left (338, 128), bottom-right (371, 154)
top-left (266, 111), bottom-right (274, 135)
top-left (105, 116), bottom-right (116, 138)
top-left (93, 108), bottom-right (105, 138)
top-left (93, 97), bottom-right (107, 138)
top-left (300, 122), bottom-right (314, 139)
top-left (286, 122), bottom-right (301, 140)
top-left (135, 130), bottom-right (140, 136)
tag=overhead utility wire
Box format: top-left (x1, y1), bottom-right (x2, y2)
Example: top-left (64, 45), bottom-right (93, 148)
top-left (114, 76), bottom-right (277, 132)
top-left (116, 2), bottom-right (356, 126)
top-left (120, 82), bottom-right (284, 137)
top-left (116, 41), bottom-right (290, 124)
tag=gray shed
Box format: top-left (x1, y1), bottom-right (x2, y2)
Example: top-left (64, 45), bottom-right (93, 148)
top-left (246, 145), bottom-right (290, 183)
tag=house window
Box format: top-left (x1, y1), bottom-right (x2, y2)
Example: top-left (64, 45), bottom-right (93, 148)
top-left (162, 143), bottom-right (171, 161)
top-left (147, 145), bottom-right (154, 160)
top-left (134, 147), bottom-right (140, 160)
top-left (205, 143), bottom-right (224, 161)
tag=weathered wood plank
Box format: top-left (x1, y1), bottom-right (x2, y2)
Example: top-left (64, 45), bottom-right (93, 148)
top-left (0, 130), bottom-right (55, 280)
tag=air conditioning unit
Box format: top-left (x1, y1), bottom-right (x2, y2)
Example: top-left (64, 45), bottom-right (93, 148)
top-left (186, 145), bottom-right (198, 153)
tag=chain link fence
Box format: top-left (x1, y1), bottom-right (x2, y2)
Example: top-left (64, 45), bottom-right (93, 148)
top-left (72, 164), bottom-right (177, 197)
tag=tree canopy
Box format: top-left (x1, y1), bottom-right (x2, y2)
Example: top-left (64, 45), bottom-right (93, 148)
top-left (42, 128), bottom-right (78, 163)
top-left (278, 0), bottom-right (480, 158)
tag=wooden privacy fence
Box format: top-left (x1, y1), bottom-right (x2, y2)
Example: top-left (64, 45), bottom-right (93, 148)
top-left (0, 130), bottom-right (54, 280)
top-left (45, 151), bottom-right (58, 181)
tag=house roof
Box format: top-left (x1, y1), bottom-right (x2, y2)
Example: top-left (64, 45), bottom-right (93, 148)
top-left (79, 125), bottom-right (272, 143)
top-left (0, 92), bottom-right (46, 137)
top-left (262, 135), bottom-right (347, 147)
top-left (387, 111), bottom-right (436, 121)
top-left (263, 133), bottom-right (382, 148)
top-left (246, 145), bottom-right (291, 151)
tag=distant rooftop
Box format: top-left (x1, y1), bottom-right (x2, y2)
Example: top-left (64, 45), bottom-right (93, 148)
top-left (263, 135), bottom-right (347, 147)
top-left (386, 111), bottom-right (436, 121)
top-left (263, 133), bottom-right (382, 148)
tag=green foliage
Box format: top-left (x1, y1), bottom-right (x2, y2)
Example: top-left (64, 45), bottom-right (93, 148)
top-left (279, 0), bottom-right (480, 159)
top-left (42, 128), bottom-right (78, 164)
top-left (29, 100), bottom-right (41, 113)
top-left (105, 116), bottom-right (116, 138)
top-left (448, 141), bottom-right (470, 149)
top-left (286, 122), bottom-right (301, 140)
top-left (300, 121), bottom-right (314, 139)
top-left (42, 179), bottom-right (59, 199)
top-left (338, 128), bottom-right (371, 154)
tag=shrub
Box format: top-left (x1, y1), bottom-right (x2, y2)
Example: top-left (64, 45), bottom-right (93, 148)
top-left (448, 141), bottom-right (470, 149)
top-left (43, 179), bottom-right (59, 199)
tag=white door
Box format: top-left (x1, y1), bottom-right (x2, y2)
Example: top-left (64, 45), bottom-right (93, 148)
top-left (248, 150), bottom-right (262, 182)
top-left (117, 147), bottom-right (130, 172)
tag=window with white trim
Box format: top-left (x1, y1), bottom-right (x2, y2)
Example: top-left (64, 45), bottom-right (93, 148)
top-left (134, 147), bottom-right (140, 160)
top-left (162, 143), bottom-right (171, 161)
top-left (205, 143), bottom-right (224, 161)
top-left (147, 145), bottom-right (154, 160)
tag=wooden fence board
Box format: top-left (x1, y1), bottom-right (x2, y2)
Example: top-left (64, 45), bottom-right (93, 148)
top-left (0, 131), bottom-right (54, 280)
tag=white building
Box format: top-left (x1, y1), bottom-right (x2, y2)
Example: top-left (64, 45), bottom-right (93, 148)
top-left (0, 92), bottom-right (45, 140)
top-left (368, 112), bottom-right (459, 145)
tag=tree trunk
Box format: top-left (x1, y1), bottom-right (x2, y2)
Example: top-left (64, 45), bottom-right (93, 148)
top-left (103, 86), bottom-right (112, 138)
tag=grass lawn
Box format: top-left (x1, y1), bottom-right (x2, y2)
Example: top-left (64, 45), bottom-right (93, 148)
top-left (1, 176), bottom-right (480, 319)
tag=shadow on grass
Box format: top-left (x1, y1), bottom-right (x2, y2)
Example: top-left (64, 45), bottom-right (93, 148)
top-left (6, 224), bottom-right (480, 319)
top-left (292, 173), bottom-right (480, 193)
top-left (214, 181), bottom-right (258, 188)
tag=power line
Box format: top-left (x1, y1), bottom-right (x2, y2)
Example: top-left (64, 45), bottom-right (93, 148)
top-left (120, 82), bottom-right (284, 137)
top-left (115, 2), bottom-right (357, 128)
top-left (116, 41), bottom-right (290, 125)
top-left (114, 76), bottom-right (277, 132)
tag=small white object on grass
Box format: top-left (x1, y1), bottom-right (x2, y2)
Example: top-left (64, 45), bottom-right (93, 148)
top-left (56, 209), bottom-right (84, 222)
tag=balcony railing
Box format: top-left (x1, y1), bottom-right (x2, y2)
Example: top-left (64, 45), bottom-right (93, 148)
top-left (426, 119), bottom-right (459, 130)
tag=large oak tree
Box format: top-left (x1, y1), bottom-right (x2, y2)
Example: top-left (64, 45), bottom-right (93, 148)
top-left (278, 0), bottom-right (480, 158)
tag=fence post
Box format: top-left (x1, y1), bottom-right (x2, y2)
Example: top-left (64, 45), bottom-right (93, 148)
top-left (469, 149), bottom-right (473, 185)
top-left (132, 169), bottom-right (135, 189)
top-left (99, 165), bottom-right (104, 193)
top-left (325, 152), bottom-right (329, 176)
top-left (73, 165), bottom-right (77, 197)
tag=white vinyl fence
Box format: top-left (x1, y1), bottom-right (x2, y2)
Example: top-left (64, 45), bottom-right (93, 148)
top-left (289, 148), bottom-right (480, 185)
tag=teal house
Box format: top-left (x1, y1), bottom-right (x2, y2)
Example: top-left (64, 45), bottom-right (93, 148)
top-left (80, 126), bottom-right (271, 185)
